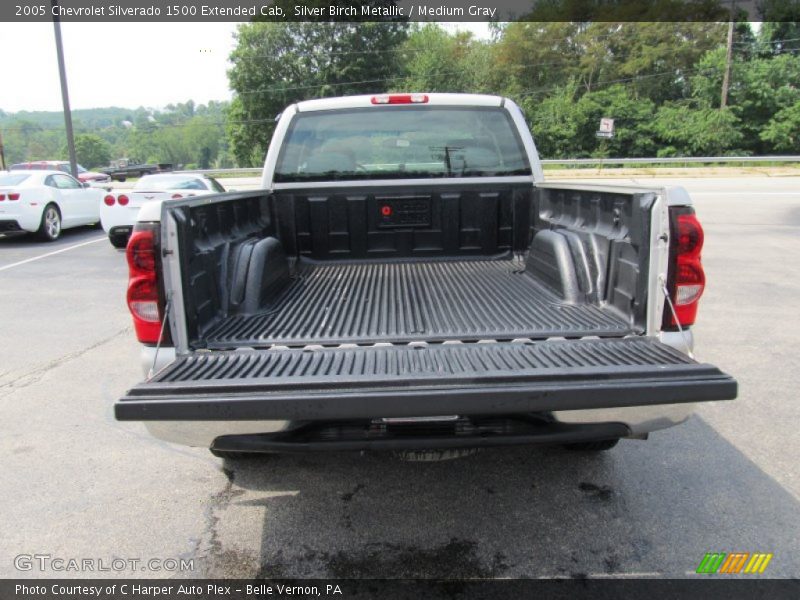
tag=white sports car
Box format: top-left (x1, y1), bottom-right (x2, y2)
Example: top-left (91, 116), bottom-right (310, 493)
top-left (100, 173), bottom-right (226, 248)
top-left (0, 170), bottom-right (102, 241)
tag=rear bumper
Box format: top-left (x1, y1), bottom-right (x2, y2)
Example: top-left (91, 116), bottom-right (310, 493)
top-left (143, 402), bottom-right (695, 449)
top-left (100, 204), bottom-right (140, 233)
top-left (0, 220), bottom-right (24, 233)
top-left (210, 420), bottom-right (632, 454)
top-left (1, 209), bottom-right (40, 232)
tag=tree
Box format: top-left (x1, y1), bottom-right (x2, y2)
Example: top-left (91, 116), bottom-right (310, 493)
top-left (523, 83), bottom-right (656, 158)
top-left (71, 134), bottom-right (111, 168)
top-left (650, 103), bottom-right (743, 156)
top-left (690, 48), bottom-right (800, 153)
top-left (492, 22), bottom-right (584, 97)
top-left (399, 25), bottom-right (493, 93)
top-left (227, 20), bottom-right (408, 166)
top-left (757, 2), bottom-right (800, 55)
top-left (761, 101), bottom-right (800, 152)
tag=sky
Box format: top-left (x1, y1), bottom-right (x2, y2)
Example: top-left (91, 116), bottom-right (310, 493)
top-left (0, 22), bottom-right (490, 114)
top-left (0, 22), bottom-right (239, 112)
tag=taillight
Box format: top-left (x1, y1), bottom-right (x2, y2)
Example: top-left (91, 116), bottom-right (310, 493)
top-left (371, 94), bottom-right (429, 105)
top-left (0, 194), bottom-right (5, 201)
top-left (662, 207), bottom-right (705, 330)
top-left (126, 224), bottom-right (168, 344)
top-left (171, 193), bottom-right (182, 199)
top-left (118, 194), bottom-right (129, 206)
top-left (8, 193), bottom-right (20, 201)
top-left (104, 195), bottom-right (115, 206)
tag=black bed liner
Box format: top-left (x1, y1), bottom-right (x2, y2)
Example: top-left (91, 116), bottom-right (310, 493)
top-left (202, 259), bottom-right (632, 348)
top-left (116, 338), bottom-right (737, 421)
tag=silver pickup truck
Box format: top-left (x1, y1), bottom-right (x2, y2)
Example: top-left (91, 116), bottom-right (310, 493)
top-left (114, 93), bottom-right (736, 458)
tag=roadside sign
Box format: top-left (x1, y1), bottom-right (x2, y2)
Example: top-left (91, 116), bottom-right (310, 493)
top-left (596, 117), bottom-right (615, 138)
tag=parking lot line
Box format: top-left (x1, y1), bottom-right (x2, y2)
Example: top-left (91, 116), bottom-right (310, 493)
top-left (0, 236), bottom-right (107, 273)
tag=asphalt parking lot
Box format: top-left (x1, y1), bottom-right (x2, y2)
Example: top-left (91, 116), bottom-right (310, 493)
top-left (0, 175), bottom-right (798, 579)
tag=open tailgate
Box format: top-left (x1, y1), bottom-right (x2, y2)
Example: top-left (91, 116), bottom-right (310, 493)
top-left (116, 338), bottom-right (736, 421)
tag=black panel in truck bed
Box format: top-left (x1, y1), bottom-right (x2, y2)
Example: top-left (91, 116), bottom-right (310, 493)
top-left (203, 258), bottom-right (632, 348)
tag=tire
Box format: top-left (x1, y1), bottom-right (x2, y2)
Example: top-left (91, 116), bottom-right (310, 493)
top-left (109, 232), bottom-right (129, 249)
top-left (117, 176), bottom-right (126, 183)
top-left (210, 448), bottom-right (264, 460)
top-left (37, 204), bottom-right (62, 241)
top-left (563, 439), bottom-right (620, 452)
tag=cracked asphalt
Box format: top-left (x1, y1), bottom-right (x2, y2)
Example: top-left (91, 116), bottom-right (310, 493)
top-left (0, 176), bottom-right (798, 580)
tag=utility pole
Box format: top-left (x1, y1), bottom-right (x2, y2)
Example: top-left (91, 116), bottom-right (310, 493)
top-left (0, 131), bottom-right (6, 171)
top-left (52, 0), bottom-right (78, 178)
top-left (721, 20), bottom-right (734, 108)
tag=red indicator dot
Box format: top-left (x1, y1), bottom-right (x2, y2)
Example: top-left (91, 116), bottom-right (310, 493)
top-left (381, 206), bottom-right (392, 217)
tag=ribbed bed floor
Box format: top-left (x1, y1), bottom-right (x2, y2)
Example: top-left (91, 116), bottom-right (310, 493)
top-left (204, 259), bottom-right (632, 348)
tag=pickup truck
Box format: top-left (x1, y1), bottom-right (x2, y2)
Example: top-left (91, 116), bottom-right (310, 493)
top-left (100, 158), bottom-right (173, 182)
top-left (114, 93), bottom-right (736, 459)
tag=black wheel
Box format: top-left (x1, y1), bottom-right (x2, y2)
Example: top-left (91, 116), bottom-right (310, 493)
top-left (109, 233), bottom-right (129, 249)
top-left (210, 448), bottom-right (264, 460)
top-left (37, 204), bottom-right (62, 241)
top-left (563, 439), bottom-right (620, 452)
top-left (117, 176), bottom-right (126, 183)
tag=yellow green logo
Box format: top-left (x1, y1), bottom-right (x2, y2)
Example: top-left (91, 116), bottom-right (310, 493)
top-left (696, 552), bottom-right (773, 574)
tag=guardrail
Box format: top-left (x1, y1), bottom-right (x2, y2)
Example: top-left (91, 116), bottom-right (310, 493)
top-left (177, 155), bottom-right (800, 176)
top-left (541, 156), bottom-right (800, 166)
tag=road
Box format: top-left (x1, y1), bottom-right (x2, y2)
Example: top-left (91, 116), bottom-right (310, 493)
top-left (0, 176), bottom-right (798, 579)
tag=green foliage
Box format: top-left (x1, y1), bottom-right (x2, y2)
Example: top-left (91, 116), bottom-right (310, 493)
top-left (226, 21), bottom-right (408, 166)
top-left (651, 104), bottom-right (743, 156)
top-left (1, 102), bottom-right (230, 170)
top-left (524, 83), bottom-right (657, 158)
top-left (398, 25), bottom-right (493, 93)
top-left (71, 134), bottom-right (110, 168)
top-left (761, 101), bottom-right (800, 152)
top-left (757, 2), bottom-right (800, 54)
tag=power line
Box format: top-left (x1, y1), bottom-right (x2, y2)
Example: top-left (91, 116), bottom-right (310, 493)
top-left (734, 36), bottom-right (800, 46)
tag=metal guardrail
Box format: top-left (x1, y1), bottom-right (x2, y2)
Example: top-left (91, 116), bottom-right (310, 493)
top-left (540, 156), bottom-right (800, 166)
top-left (177, 156), bottom-right (800, 176)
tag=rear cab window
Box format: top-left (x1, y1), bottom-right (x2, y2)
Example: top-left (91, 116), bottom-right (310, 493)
top-left (275, 106), bottom-right (532, 182)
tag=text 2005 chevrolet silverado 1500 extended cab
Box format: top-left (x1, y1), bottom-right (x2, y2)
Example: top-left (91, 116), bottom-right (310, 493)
top-left (114, 93), bottom-right (736, 457)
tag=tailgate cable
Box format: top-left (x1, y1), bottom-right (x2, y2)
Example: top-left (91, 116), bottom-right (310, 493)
top-left (660, 277), bottom-right (694, 359)
top-left (148, 295), bottom-right (172, 380)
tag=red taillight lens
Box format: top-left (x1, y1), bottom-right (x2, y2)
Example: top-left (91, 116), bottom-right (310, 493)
top-left (126, 229), bottom-right (157, 274)
top-left (675, 213), bottom-right (704, 257)
top-left (117, 194), bottom-right (129, 206)
top-left (663, 207), bottom-right (705, 330)
top-left (0, 194), bottom-right (5, 201)
top-left (8, 193), bottom-right (20, 201)
top-left (126, 225), bottom-right (167, 344)
top-left (171, 193), bottom-right (182, 199)
top-left (371, 94), bottom-right (429, 105)
top-left (104, 195), bottom-right (115, 206)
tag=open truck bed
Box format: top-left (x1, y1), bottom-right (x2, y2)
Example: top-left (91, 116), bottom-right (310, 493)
top-left (116, 181), bottom-right (736, 439)
top-left (171, 182), bottom-right (654, 350)
top-left (203, 257), bottom-right (631, 348)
